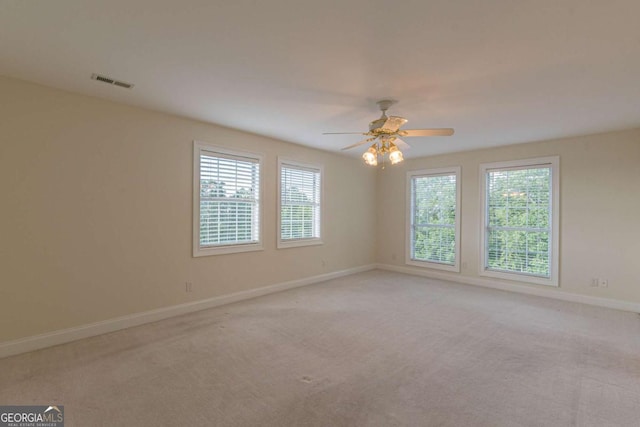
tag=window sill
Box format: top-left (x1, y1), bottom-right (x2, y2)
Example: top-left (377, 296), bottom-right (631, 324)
top-left (277, 238), bottom-right (323, 249)
top-left (406, 259), bottom-right (460, 273)
top-left (480, 268), bottom-right (558, 287)
top-left (193, 242), bottom-right (263, 257)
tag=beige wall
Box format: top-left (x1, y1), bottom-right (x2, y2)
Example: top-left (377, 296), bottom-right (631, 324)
top-left (0, 76), bottom-right (377, 342)
top-left (377, 128), bottom-right (640, 303)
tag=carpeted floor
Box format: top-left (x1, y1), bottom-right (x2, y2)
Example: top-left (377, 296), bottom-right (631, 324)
top-left (1, 270), bottom-right (640, 426)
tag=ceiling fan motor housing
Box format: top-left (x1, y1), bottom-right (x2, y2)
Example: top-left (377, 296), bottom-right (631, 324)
top-left (369, 116), bottom-right (409, 134)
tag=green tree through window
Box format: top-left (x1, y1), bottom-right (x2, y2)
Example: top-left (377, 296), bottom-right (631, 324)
top-left (485, 167), bottom-right (551, 277)
top-left (409, 168), bottom-right (460, 270)
top-left (198, 153), bottom-right (260, 248)
top-left (279, 161), bottom-right (321, 245)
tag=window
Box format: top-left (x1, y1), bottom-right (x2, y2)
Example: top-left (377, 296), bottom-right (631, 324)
top-left (480, 157), bottom-right (559, 286)
top-left (278, 159), bottom-right (322, 248)
top-left (407, 167), bottom-right (461, 272)
top-left (193, 141), bottom-right (263, 256)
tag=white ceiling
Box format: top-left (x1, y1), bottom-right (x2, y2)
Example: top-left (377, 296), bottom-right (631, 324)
top-left (2, 0), bottom-right (640, 158)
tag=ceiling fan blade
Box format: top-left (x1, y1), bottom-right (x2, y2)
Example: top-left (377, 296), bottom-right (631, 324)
top-left (341, 137), bottom-right (376, 151)
top-left (402, 128), bottom-right (455, 137)
top-left (394, 138), bottom-right (411, 150)
top-left (323, 132), bottom-right (367, 135)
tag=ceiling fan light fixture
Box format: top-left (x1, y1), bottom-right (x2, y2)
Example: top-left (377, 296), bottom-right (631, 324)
top-left (363, 146), bottom-right (378, 166)
top-left (388, 145), bottom-right (404, 165)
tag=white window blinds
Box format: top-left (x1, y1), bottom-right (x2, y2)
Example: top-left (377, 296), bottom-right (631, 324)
top-left (198, 150), bottom-right (260, 248)
top-left (280, 163), bottom-right (321, 242)
top-left (485, 165), bottom-right (551, 277)
top-left (410, 172), bottom-right (458, 266)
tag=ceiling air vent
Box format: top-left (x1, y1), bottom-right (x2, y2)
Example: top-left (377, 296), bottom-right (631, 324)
top-left (91, 73), bottom-right (134, 89)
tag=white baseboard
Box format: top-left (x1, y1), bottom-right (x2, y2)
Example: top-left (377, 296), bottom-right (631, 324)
top-left (0, 264), bottom-right (376, 359)
top-left (377, 263), bottom-right (640, 313)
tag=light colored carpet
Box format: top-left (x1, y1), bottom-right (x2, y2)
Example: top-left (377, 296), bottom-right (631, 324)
top-left (1, 270), bottom-right (640, 426)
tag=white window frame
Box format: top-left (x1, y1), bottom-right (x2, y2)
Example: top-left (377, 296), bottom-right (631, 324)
top-left (277, 158), bottom-right (323, 249)
top-left (406, 166), bottom-right (461, 272)
top-left (193, 141), bottom-right (264, 257)
top-left (479, 156), bottom-right (559, 286)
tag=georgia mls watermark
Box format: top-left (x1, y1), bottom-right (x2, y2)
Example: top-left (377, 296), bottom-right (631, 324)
top-left (0, 406), bottom-right (64, 427)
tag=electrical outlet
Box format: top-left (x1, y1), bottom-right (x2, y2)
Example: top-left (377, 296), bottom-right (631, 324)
top-left (185, 282), bottom-right (193, 292)
top-left (590, 278), bottom-right (599, 287)
top-left (599, 279), bottom-right (609, 288)
top-left (321, 260), bottom-right (327, 268)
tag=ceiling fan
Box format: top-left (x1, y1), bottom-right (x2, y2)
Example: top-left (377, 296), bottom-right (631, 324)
top-left (323, 100), bottom-right (454, 166)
